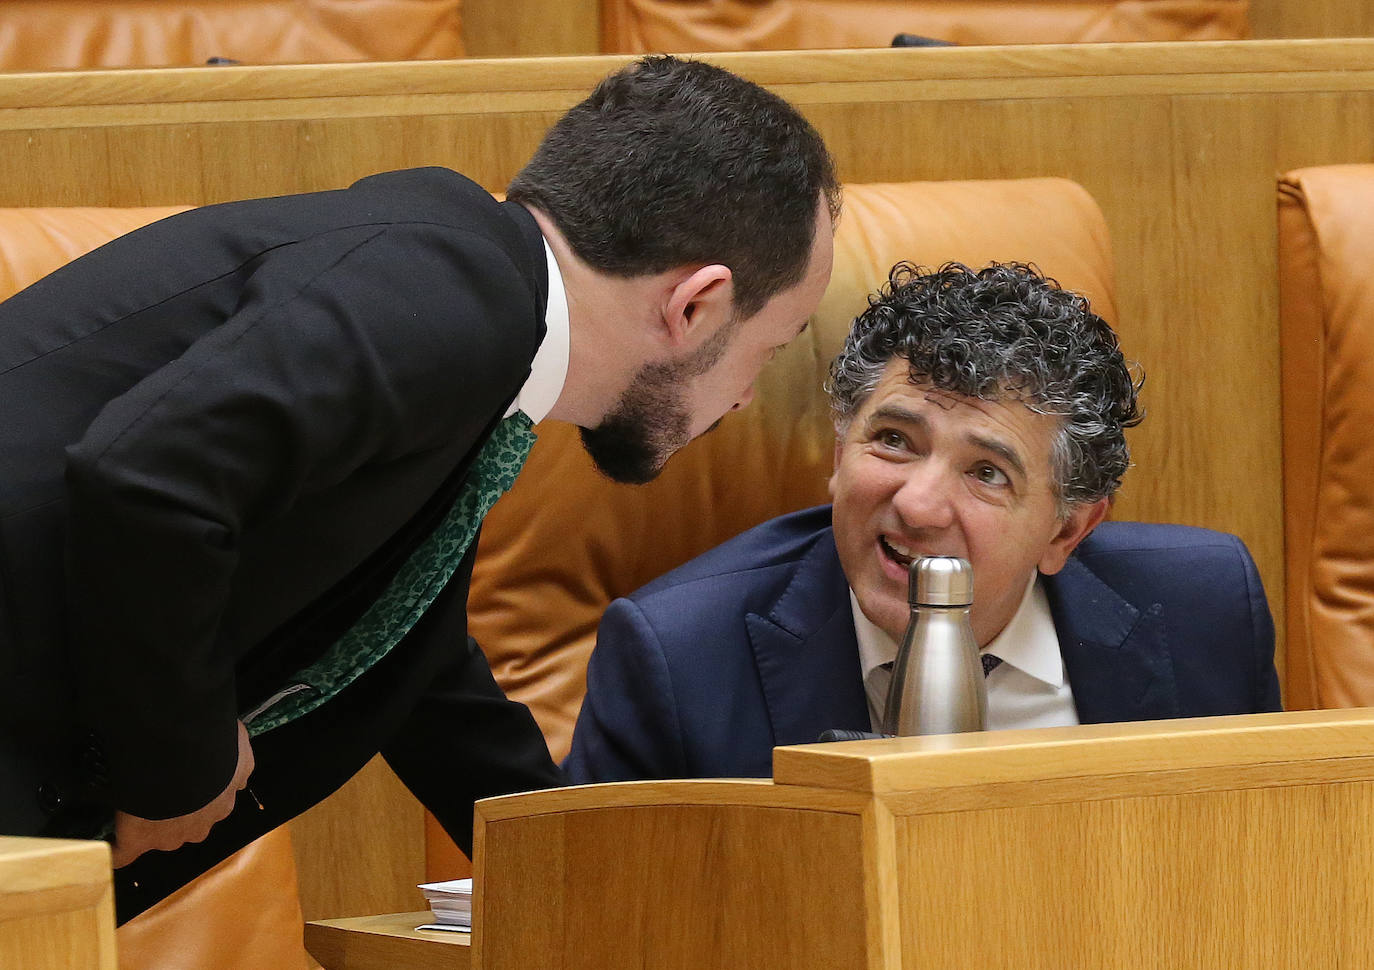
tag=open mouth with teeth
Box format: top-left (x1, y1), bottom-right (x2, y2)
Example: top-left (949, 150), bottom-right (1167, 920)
top-left (880, 535), bottom-right (916, 568)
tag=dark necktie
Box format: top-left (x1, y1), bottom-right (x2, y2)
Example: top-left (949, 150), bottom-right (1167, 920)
top-left (870, 652), bottom-right (1003, 719)
top-left (877, 652), bottom-right (1002, 682)
top-left (246, 411), bottom-right (538, 735)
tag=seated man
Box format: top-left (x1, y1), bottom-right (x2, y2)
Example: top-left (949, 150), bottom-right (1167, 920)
top-left (565, 261), bottom-right (1281, 783)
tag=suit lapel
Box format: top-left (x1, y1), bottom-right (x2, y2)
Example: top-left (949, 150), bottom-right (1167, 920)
top-left (1047, 555), bottom-right (1180, 723)
top-left (745, 534), bottom-right (872, 747)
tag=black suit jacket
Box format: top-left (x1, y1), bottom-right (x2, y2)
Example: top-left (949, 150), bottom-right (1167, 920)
top-left (565, 506), bottom-right (1282, 783)
top-left (0, 167), bottom-right (563, 919)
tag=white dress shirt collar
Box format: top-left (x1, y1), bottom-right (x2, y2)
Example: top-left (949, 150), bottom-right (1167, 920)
top-left (503, 238), bottom-right (569, 423)
top-left (983, 574), bottom-right (1065, 688)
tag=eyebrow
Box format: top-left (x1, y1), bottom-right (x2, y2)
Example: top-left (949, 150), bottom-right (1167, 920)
top-left (968, 432), bottom-right (1028, 481)
top-left (867, 402), bottom-right (926, 429)
top-left (866, 403), bottom-right (1029, 481)
top-left (774, 320), bottom-right (810, 353)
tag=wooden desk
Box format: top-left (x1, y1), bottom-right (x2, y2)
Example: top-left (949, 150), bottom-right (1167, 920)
top-left (0, 837), bottom-right (116, 970)
top-left (304, 912), bottom-right (469, 970)
top-left (473, 711), bottom-right (1374, 969)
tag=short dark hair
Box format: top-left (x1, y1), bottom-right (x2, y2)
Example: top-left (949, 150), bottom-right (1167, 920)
top-left (827, 262), bottom-right (1144, 508)
top-left (507, 55), bottom-right (841, 319)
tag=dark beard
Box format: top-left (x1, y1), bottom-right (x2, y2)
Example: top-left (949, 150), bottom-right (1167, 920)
top-left (578, 362), bottom-right (689, 485)
top-left (579, 308), bottom-right (741, 484)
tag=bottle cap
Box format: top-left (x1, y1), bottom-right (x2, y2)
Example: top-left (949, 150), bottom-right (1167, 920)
top-left (908, 556), bottom-right (973, 607)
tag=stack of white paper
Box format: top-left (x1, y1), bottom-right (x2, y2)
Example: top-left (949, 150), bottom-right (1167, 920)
top-left (417, 877), bottom-right (473, 932)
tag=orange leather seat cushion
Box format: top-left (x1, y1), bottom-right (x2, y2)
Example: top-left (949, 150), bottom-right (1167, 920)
top-left (604, 0), bottom-right (1248, 52)
top-left (0, 0), bottom-right (462, 71)
top-left (470, 177), bottom-right (1118, 767)
top-left (0, 207), bottom-right (191, 296)
top-left (1278, 165), bottom-right (1374, 710)
top-left (116, 827), bottom-right (310, 970)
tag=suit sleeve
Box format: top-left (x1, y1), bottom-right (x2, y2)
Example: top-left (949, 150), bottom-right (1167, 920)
top-left (381, 635), bottom-right (565, 857)
top-left (563, 597), bottom-right (690, 784)
top-left (64, 223), bottom-right (535, 819)
top-left (1233, 533), bottom-right (1283, 712)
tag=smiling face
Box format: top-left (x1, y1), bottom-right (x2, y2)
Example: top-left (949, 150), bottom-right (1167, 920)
top-left (828, 357), bottom-right (1106, 646)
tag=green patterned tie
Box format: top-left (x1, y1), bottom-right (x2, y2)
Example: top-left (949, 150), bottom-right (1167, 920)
top-left (246, 411), bottom-right (537, 735)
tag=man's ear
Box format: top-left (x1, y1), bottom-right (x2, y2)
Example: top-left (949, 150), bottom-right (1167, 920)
top-left (1038, 498), bottom-right (1109, 576)
top-left (663, 264), bottom-right (733, 347)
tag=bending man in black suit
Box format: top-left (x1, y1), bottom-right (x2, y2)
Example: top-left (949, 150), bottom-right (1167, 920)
top-left (0, 54), bottom-right (840, 920)
top-left (566, 262), bottom-right (1281, 784)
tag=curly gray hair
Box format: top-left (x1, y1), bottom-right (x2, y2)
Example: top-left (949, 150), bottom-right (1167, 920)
top-left (827, 262), bottom-right (1143, 510)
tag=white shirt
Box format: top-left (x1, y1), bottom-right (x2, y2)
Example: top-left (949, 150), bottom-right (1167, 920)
top-left (503, 239), bottom-right (569, 423)
top-left (853, 573), bottom-right (1080, 733)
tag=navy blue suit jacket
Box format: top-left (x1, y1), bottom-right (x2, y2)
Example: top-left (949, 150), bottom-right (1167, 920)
top-left (565, 505), bottom-right (1282, 783)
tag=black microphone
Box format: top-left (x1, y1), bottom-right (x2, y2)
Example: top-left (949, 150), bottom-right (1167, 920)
top-left (817, 728), bottom-right (891, 743)
top-left (891, 33), bottom-right (957, 48)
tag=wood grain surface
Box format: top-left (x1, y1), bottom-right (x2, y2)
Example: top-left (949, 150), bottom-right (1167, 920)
top-left (0, 837), bottom-right (116, 970)
top-left (472, 712), bottom-right (1374, 968)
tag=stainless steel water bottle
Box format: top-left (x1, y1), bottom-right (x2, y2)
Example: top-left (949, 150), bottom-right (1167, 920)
top-left (883, 555), bottom-right (986, 736)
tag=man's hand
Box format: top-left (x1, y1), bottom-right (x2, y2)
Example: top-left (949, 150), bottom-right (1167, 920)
top-left (110, 720), bottom-right (255, 868)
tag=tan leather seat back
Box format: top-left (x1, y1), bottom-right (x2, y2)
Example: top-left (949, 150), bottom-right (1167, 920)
top-left (1278, 165), bottom-right (1374, 710)
top-left (470, 177), bottom-right (1117, 762)
top-left (116, 826), bottom-right (311, 970)
top-left (0, 207), bottom-right (189, 296)
top-left (604, 0), bottom-right (1249, 53)
top-left (0, 0), bottom-right (462, 70)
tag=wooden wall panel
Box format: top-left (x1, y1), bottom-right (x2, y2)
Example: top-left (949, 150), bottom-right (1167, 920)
top-left (475, 803), bottom-right (871, 970)
top-left (290, 758), bottom-right (426, 921)
top-left (1250, 1), bottom-right (1374, 39)
top-left (462, 0), bottom-right (601, 56)
top-left (896, 782), bottom-right (1374, 968)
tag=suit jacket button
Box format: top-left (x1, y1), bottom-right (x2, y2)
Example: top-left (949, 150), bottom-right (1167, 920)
top-left (80, 744), bottom-right (109, 784)
top-left (37, 783), bottom-right (64, 814)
